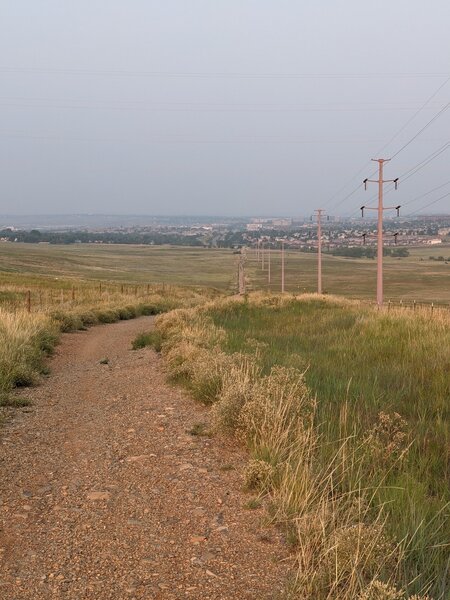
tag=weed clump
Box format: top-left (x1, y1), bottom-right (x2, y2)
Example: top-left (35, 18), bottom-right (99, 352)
top-left (243, 459), bottom-right (275, 492)
top-left (132, 331), bottom-right (163, 351)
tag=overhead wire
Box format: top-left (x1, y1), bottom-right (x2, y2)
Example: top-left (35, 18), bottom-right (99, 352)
top-left (323, 75), bottom-right (450, 213)
top-left (367, 141), bottom-right (450, 204)
top-left (401, 179), bottom-right (450, 209)
top-left (1, 67), bottom-right (448, 79)
top-left (405, 190), bottom-right (450, 216)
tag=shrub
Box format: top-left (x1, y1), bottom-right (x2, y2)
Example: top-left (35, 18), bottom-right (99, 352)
top-left (212, 358), bottom-right (260, 433)
top-left (94, 309), bottom-right (120, 323)
top-left (243, 459), bottom-right (275, 492)
top-left (50, 310), bottom-right (84, 332)
top-left (132, 331), bottom-right (163, 352)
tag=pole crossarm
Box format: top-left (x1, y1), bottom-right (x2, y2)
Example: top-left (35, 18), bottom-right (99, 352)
top-left (360, 204), bottom-right (401, 212)
top-left (361, 232), bottom-right (400, 244)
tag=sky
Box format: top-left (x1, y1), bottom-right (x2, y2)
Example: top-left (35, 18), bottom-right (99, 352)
top-left (1, 1), bottom-right (450, 217)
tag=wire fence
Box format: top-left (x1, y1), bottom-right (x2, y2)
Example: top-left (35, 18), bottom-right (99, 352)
top-left (385, 299), bottom-right (450, 313)
top-left (0, 282), bottom-right (170, 314)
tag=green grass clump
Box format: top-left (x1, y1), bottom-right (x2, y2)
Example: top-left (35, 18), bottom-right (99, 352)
top-left (132, 330), bottom-right (163, 351)
top-left (188, 421), bottom-right (211, 437)
top-left (0, 394), bottom-right (31, 408)
top-left (50, 310), bottom-right (84, 332)
top-left (94, 308), bottom-right (120, 323)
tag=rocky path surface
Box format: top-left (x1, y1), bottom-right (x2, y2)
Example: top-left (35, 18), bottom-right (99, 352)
top-left (0, 317), bottom-right (287, 599)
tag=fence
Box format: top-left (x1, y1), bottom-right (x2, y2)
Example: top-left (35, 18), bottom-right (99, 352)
top-left (0, 282), bottom-right (169, 314)
top-left (386, 299), bottom-right (450, 314)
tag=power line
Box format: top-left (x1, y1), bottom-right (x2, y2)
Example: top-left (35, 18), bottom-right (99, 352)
top-left (371, 142), bottom-right (450, 203)
top-left (401, 179), bottom-right (450, 209)
top-left (405, 190), bottom-right (450, 216)
top-left (0, 131), bottom-right (389, 145)
top-left (323, 75), bottom-right (450, 212)
top-left (390, 102), bottom-right (450, 159)
top-left (1, 100), bottom-right (444, 113)
top-left (1, 67), bottom-right (448, 79)
top-left (376, 74), bottom-right (450, 157)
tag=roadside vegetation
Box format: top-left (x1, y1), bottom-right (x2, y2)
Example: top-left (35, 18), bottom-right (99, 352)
top-left (150, 293), bottom-right (449, 599)
top-left (0, 278), bottom-right (215, 410)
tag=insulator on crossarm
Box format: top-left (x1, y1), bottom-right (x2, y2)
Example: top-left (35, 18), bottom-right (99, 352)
top-left (394, 178), bottom-right (399, 190)
top-left (360, 206), bottom-right (365, 217)
top-left (395, 205), bottom-right (401, 217)
top-left (363, 178), bottom-right (368, 190)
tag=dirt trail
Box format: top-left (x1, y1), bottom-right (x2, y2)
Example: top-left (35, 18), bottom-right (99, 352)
top-left (0, 317), bottom-right (287, 599)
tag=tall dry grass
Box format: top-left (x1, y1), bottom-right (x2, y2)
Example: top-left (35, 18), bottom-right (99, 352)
top-left (0, 308), bottom-right (58, 397)
top-left (0, 281), bottom-right (214, 406)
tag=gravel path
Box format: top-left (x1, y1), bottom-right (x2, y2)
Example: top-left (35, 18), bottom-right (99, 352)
top-left (0, 317), bottom-right (288, 599)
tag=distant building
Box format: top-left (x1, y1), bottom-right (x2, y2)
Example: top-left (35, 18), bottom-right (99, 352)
top-left (272, 218), bottom-right (292, 227)
top-left (246, 223), bottom-right (263, 231)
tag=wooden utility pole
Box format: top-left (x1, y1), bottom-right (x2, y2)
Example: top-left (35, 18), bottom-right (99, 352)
top-left (281, 240), bottom-right (285, 293)
top-left (237, 252), bottom-right (246, 295)
top-left (315, 209), bottom-right (324, 294)
top-left (267, 246), bottom-right (271, 286)
top-left (362, 159), bottom-right (399, 306)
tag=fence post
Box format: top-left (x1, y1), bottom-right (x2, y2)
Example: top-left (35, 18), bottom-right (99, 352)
top-left (413, 300), bottom-right (416, 312)
top-left (121, 284), bottom-right (124, 294)
top-left (388, 299), bottom-right (391, 312)
top-left (27, 290), bottom-right (31, 313)
top-left (431, 302), bottom-right (434, 315)
top-left (72, 287), bottom-right (75, 302)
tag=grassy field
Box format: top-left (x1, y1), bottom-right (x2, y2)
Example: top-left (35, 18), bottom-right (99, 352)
top-left (246, 245), bottom-right (450, 304)
top-left (0, 242), bottom-right (449, 304)
top-left (153, 294), bottom-right (449, 599)
top-left (0, 243), bottom-right (238, 290)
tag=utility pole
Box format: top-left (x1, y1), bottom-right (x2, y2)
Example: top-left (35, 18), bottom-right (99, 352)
top-left (362, 159), bottom-right (399, 307)
top-left (314, 209), bottom-right (324, 294)
top-left (261, 241), bottom-right (265, 270)
top-left (267, 245), bottom-right (271, 286)
top-left (281, 240), bottom-right (285, 293)
top-left (237, 253), bottom-right (246, 295)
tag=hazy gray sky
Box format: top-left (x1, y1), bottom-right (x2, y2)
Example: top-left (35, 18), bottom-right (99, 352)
top-left (1, 1), bottom-right (450, 217)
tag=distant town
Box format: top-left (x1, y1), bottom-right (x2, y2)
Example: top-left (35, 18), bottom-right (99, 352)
top-left (1, 214), bottom-right (449, 256)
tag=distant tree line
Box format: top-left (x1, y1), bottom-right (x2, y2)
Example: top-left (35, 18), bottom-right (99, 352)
top-left (0, 229), bottom-right (207, 247)
top-left (429, 255), bottom-right (450, 262)
top-left (330, 247), bottom-right (409, 258)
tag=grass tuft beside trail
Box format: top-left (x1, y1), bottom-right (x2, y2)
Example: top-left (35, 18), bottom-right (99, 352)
top-left (151, 293), bottom-right (449, 599)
